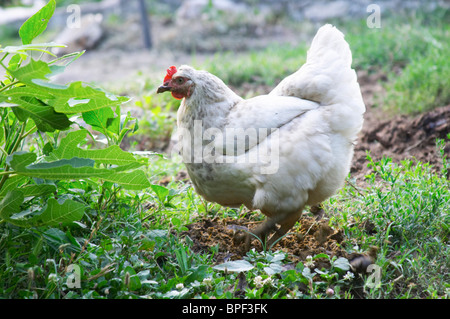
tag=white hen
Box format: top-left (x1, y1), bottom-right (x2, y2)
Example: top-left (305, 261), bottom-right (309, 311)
top-left (157, 24), bottom-right (365, 250)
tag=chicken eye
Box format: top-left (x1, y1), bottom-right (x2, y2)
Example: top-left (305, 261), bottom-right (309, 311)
top-left (175, 77), bottom-right (185, 85)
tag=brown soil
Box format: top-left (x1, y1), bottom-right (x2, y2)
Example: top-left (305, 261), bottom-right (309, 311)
top-left (353, 104), bottom-right (450, 180)
top-left (182, 215), bottom-right (348, 267)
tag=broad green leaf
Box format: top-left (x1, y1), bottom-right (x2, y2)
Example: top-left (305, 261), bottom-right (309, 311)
top-left (51, 130), bottom-right (145, 166)
top-left (0, 190), bottom-right (85, 227)
top-left (8, 59), bottom-right (52, 84)
top-left (106, 169), bottom-right (150, 189)
top-left (82, 107), bottom-right (115, 131)
top-left (48, 83), bottom-right (130, 113)
top-left (43, 228), bottom-right (81, 252)
top-left (332, 257), bottom-right (351, 272)
top-left (302, 267), bottom-right (315, 281)
top-left (123, 266), bottom-right (142, 291)
top-left (9, 96), bottom-right (71, 132)
top-left (19, 0), bottom-right (56, 45)
top-left (212, 260), bottom-right (255, 272)
top-left (7, 152), bottom-right (150, 190)
top-left (28, 198), bottom-right (85, 227)
top-left (185, 265), bottom-right (209, 284)
top-left (6, 151), bottom-right (36, 170)
top-left (313, 253), bottom-right (330, 260)
top-left (8, 60), bottom-right (129, 114)
top-left (0, 190), bottom-right (23, 224)
top-left (150, 184), bottom-right (169, 202)
top-left (8, 59), bottom-right (65, 89)
top-left (3, 86), bottom-right (54, 100)
top-left (20, 184), bottom-right (57, 198)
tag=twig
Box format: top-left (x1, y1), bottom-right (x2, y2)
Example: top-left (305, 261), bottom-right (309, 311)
top-left (346, 179), bottom-right (365, 197)
top-left (68, 216), bottom-right (104, 266)
top-left (87, 263), bottom-right (116, 281)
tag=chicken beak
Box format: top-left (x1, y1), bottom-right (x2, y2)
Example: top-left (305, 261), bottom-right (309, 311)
top-left (157, 81), bottom-right (172, 94)
top-left (157, 85), bottom-right (172, 94)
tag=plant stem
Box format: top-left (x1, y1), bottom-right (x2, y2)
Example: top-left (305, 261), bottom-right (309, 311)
top-left (21, 124), bottom-right (37, 140)
top-left (0, 121), bottom-right (26, 191)
top-left (0, 170), bottom-right (16, 176)
top-left (0, 53), bottom-right (9, 65)
top-left (0, 146), bottom-right (8, 157)
top-left (0, 80), bottom-right (19, 93)
top-left (11, 121), bottom-right (26, 155)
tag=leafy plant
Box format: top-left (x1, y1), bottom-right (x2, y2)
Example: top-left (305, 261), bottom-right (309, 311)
top-left (0, 0), bottom-right (150, 227)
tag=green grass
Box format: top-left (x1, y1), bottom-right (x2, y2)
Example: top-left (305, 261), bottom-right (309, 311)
top-left (383, 46), bottom-right (450, 114)
top-left (203, 44), bottom-right (307, 90)
top-left (328, 147), bottom-right (450, 298)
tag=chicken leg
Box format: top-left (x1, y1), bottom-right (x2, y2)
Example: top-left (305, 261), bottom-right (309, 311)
top-left (243, 209), bottom-right (303, 252)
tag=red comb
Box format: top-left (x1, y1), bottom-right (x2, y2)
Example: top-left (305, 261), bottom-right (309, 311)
top-left (164, 66), bottom-right (177, 82)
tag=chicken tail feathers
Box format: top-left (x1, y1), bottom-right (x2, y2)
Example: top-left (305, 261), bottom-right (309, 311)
top-left (270, 24), bottom-right (365, 139)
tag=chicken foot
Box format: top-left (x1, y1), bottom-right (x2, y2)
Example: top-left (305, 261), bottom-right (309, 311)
top-left (242, 209), bottom-right (304, 253)
top-left (236, 204), bottom-right (324, 252)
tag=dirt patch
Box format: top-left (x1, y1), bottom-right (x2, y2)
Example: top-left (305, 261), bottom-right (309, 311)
top-left (352, 104), bottom-right (450, 180)
top-left (183, 214), bottom-right (350, 266)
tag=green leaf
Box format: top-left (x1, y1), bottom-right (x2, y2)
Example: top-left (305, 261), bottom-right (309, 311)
top-left (100, 169), bottom-right (150, 190)
top-left (332, 257), bottom-right (351, 272)
top-left (301, 267), bottom-right (315, 281)
top-left (8, 60), bottom-right (129, 114)
top-left (0, 190), bottom-right (24, 225)
top-left (151, 184), bottom-right (169, 202)
top-left (42, 228), bottom-right (81, 252)
top-left (82, 107), bottom-right (115, 131)
top-left (48, 83), bottom-right (130, 114)
top-left (4, 86), bottom-right (54, 100)
top-left (264, 263), bottom-right (283, 275)
top-left (9, 96), bottom-right (71, 132)
top-left (20, 184), bottom-right (56, 198)
top-left (8, 59), bottom-right (61, 87)
top-left (29, 198), bottom-right (85, 227)
top-left (51, 130), bottom-right (146, 166)
top-left (6, 151), bottom-right (36, 170)
top-left (212, 260), bottom-right (255, 272)
top-left (0, 189), bottom-right (84, 227)
top-left (19, 0), bottom-right (56, 45)
top-left (0, 175), bottom-right (27, 199)
top-left (185, 265), bottom-right (209, 284)
top-left (7, 151), bottom-right (150, 190)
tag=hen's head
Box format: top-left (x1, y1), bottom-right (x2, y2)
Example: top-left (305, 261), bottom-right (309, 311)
top-left (157, 65), bottom-right (241, 106)
top-left (156, 65), bottom-right (196, 100)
